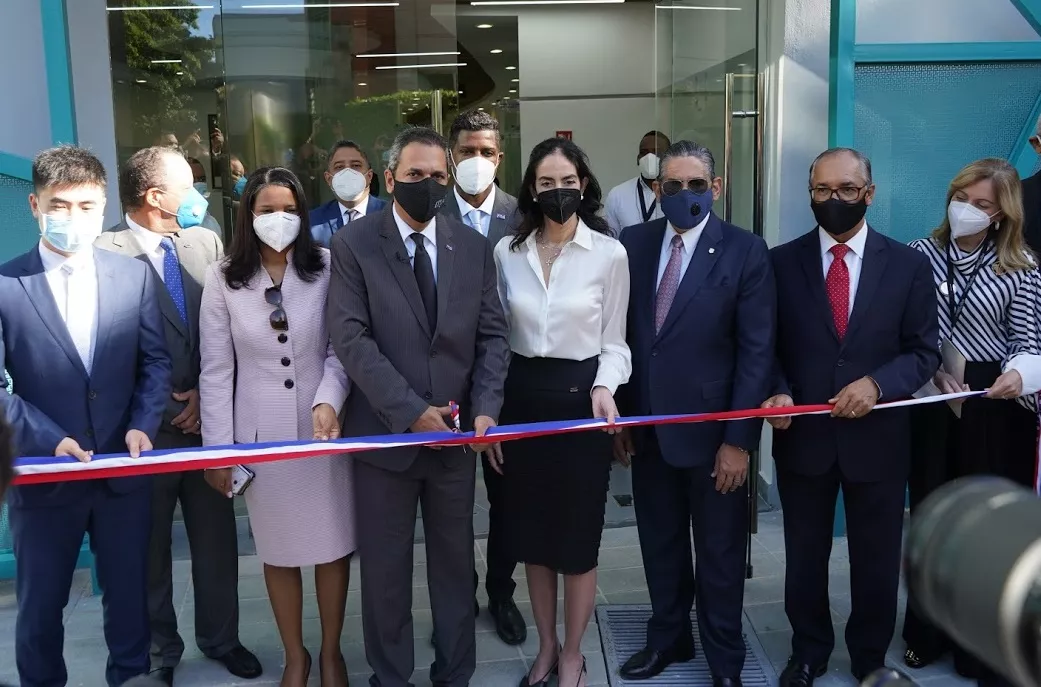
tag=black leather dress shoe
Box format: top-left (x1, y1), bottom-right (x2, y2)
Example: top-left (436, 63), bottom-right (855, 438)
top-left (489, 598), bottom-right (527, 645)
top-left (713, 677), bottom-right (742, 687)
top-left (214, 645), bottom-right (263, 679)
top-left (149, 667), bottom-right (174, 686)
top-left (779, 658), bottom-right (827, 686)
top-left (619, 644), bottom-right (696, 680)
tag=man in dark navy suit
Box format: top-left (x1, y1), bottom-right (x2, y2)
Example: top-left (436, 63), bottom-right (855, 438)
top-left (310, 139), bottom-right (387, 247)
top-left (615, 140), bottom-right (776, 687)
top-left (0, 145), bottom-right (172, 687)
top-left (764, 148), bottom-right (939, 685)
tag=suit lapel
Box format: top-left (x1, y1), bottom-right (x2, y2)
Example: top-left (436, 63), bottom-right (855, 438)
top-left (798, 230), bottom-right (839, 341)
top-left (656, 215), bottom-right (723, 340)
top-left (18, 251), bottom-right (89, 378)
top-left (93, 252), bottom-right (118, 375)
top-left (379, 208), bottom-right (432, 337)
top-left (442, 191), bottom-right (463, 222)
top-left (844, 228), bottom-right (888, 345)
top-left (488, 190), bottom-right (512, 246)
top-left (435, 220), bottom-right (456, 336)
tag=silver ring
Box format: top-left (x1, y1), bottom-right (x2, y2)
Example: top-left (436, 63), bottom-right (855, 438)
top-left (850, 410), bottom-right (856, 418)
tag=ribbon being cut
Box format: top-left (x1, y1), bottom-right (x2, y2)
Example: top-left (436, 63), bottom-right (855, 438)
top-left (12, 390), bottom-right (984, 485)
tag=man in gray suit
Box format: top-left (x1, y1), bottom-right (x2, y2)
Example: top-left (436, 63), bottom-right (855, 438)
top-left (328, 126), bottom-right (510, 687)
top-left (95, 147), bottom-right (261, 686)
top-left (441, 109), bottom-right (526, 647)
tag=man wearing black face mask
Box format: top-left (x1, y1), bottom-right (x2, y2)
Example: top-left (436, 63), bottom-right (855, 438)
top-left (763, 148), bottom-right (940, 686)
top-left (326, 126), bottom-right (510, 687)
top-left (614, 140), bottom-right (776, 686)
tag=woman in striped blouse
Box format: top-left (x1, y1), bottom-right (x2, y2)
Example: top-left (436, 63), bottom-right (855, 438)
top-left (903, 158), bottom-right (1041, 676)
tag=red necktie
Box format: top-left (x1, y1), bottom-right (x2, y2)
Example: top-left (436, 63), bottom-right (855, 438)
top-left (826, 244), bottom-right (850, 338)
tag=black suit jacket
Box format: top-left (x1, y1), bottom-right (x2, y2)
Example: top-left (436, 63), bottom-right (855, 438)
top-left (770, 227), bottom-right (940, 483)
top-left (1023, 171), bottom-right (1041, 255)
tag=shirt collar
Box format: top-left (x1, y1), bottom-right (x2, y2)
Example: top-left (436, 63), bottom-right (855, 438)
top-left (523, 218), bottom-right (594, 251)
top-left (38, 240), bottom-right (94, 272)
top-left (454, 185), bottom-right (496, 218)
top-left (339, 199), bottom-right (368, 221)
top-left (818, 223), bottom-right (868, 258)
top-left (393, 204), bottom-right (437, 247)
top-left (125, 214), bottom-right (167, 254)
top-left (666, 213), bottom-right (710, 252)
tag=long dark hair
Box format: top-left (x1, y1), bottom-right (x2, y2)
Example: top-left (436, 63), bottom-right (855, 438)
top-left (223, 166), bottom-right (325, 289)
top-left (511, 138), bottom-right (610, 250)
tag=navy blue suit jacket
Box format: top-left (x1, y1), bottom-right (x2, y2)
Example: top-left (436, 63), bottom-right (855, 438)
top-left (770, 227), bottom-right (940, 483)
top-left (310, 195), bottom-right (388, 248)
top-left (619, 214), bottom-right (776, 467)
top-left (0, 246), bottom-right (172, 507)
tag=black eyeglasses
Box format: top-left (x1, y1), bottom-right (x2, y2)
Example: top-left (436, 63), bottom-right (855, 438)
top-left (810, 185), bottom-right (867, 203)
top-left (661, 179), bottom-right (711, 196)
top-left (265, 285), bottom-right (288, 331)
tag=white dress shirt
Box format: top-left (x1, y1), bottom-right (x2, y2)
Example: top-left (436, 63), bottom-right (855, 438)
top-left (339, 198), bottom-right (368, 225)
top-left (454, 185), bottom-right (496, 238)
top-left (393, 205), bottom-right (438, 279)
top-left (819, 223), bottom-right (868, 315)
top-left (604, 175), bottom-right (663, 237)
top-left (655, 215), bottom-right (709, 289)
top-left (39, 242), bottom-right (98, 374)
top-left (493, 220), bottom-right (632, 394)
top-left (126, 214), bottom-right (167, 282)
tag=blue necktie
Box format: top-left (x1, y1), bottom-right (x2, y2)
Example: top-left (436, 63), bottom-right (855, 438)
top-left (160, 238), bottom-right (188, 324)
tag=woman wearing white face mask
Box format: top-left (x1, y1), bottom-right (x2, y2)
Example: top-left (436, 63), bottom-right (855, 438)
top-left (198, 167), bottom-right (354, 686)
top-left (903, 158), bottom-right (1041, 676)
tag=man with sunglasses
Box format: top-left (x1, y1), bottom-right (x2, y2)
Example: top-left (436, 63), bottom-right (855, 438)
top-left (614, 140), bottom-right (776, 686)
top-left (1022, 116), bottom-right (1041, 254)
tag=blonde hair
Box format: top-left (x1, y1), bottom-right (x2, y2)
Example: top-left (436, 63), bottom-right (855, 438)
top-left (931, 158), bottom-right (1033, 274)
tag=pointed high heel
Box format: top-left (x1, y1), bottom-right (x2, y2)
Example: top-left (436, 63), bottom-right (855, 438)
top-left (569, 656), bottom-right (587, 687)
top-left (519, 649), bottom-right (560, 687)
top-left (282, 649), bottom-right (311, 687)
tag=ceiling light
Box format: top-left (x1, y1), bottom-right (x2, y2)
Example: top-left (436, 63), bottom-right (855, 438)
top-left (242, 2), bottom-right (398, 7)
top-left (374, 62), bottom-right (467, 70)
top-left (509, 89), bottom-right (517, 93)
top-left (511, 78), bottom-right (519, 82)
top-left (176, 71), bottom-right (184, 75)
top-left (150, 59), bottom-right (182, 64)
top-left (505, 65), bottom-right (516, 70)
top-left (653, 4), bottom-right (740, 9)
top-left (108, 4), bottom-right (214, 10)
top-left (478, 107), bottom-right (485, 111)
top-left (357, 82), bottom-right (367, 86)
top-left (472, 0), bottom-right (622, 4)
top-left (476, 23), bottom-right (493, 28)
top-left (135, 79), bottom-right (147, 83)
top-left (458, 90), bottom-right (464, 94)
top-left (357, 51), bottom-right (460, 58)
top-left (490, 49), bottom-right (503, 54)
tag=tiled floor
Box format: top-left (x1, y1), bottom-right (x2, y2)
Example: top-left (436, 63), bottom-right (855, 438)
top-left (0, 507), bottom-right (972, 686)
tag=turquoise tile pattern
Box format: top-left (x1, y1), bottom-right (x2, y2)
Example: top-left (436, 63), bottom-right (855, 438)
top-left (854, 61), bottom-right (1041, 244)
top-left (0, 174), bottom-right (36, 264)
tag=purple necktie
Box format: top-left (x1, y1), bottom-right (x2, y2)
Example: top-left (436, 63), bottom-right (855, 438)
top-left (655, 235), bottom-right (684, 333)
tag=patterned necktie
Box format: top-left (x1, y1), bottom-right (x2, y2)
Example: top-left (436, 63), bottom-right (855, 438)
top-left (160, 238), bottom-right (188, 324)
top-left (826, 244), bottom-right (851, 338)
top-left (61, 263), bottom-right (94, 374)
top-left (654, 235), bottom-right (685, 334)
top-left (411, 232), bottom-right (437, 330)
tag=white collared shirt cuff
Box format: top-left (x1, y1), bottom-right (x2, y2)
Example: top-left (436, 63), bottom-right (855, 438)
top-left (1005, 354), bottom-right (1041, 396)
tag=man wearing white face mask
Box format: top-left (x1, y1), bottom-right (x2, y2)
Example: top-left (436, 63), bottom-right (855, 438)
top-left (310, 140), bottom-right (388, 247)
top-left (604, 130), bottom-right (671, 237)
top-left (441, 110), bottom-right (521, 250)
top-left (0, 145), bottom-right (172, 687)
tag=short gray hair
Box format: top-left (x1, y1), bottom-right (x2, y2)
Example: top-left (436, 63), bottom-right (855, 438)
top-left (808, 147), bottom-right (873, 186)
top-left (387, 126), bottom-right (448, 174)
top-left (658, 140), bottom-right (716, 181)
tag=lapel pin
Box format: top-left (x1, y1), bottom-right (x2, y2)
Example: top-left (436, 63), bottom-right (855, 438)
top-left (447, 244), bottom-right (454, 251)
top-left (708, 248), bottom-right (716, 254)
top-left (495, 213), bottom-right (506, 220)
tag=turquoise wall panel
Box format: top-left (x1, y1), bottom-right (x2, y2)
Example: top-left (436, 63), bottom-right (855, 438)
top-left (854, 61), bottom-right (1041, 244)
top-left (0, 174), bottom-right (38, 264)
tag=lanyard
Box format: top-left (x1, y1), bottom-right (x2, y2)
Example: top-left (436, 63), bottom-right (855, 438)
top-left (945, 239), bottom-right (990, 332)
top-left (637, 180), bottom-right (657, 223)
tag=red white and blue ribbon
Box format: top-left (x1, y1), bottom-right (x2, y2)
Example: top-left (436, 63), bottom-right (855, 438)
top-left (11, 391), bottom-right (984, 485)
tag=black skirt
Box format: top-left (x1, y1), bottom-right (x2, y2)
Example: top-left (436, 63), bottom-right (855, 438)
top-left (500, 355), bottom-right (613, 575)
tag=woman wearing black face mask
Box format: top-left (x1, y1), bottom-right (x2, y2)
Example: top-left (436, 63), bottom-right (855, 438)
top-left (491, 139), bottom-right (632, 687)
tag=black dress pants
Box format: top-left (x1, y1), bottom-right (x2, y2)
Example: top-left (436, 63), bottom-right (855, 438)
top-left (473, 451), bottom-right (517, 603)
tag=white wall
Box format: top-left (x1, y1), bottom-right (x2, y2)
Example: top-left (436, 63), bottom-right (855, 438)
top-left (857, 0), bottom-right (1040, 44)
top-left (0, 0), bottom-right (52, 159)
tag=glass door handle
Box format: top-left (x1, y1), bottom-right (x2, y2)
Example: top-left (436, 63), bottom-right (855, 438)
top-left (722, 72), bottom-right (765, 236)
top-left (723, 73), bottom-right (736, 222)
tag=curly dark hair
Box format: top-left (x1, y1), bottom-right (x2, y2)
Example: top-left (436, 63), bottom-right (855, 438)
top-left (511, 137), bottom-right (610, 250)
top-left (222, 166), bottom-right (325, 289)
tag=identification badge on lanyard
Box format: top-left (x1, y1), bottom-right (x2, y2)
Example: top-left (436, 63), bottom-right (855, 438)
top-left (944, 239), bottom-right (990, 331)
top-left (637, 180), bottom-right (657, 223)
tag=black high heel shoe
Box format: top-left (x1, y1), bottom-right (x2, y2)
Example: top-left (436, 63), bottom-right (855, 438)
top-left (519, 652), bottom-right (559, 687)
top-left (570, 656), bottom-right (587, 687)
top-left (284, 650), bottom-right (311, 687)
top-left (904, 647), bottom-right (939, 669)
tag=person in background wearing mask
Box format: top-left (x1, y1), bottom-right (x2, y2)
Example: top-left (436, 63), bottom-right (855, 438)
top-left (439, 109), bottom-right (526, 648)
top-left (1022, 115), bottom-right (1041, 254)
top-left (95, 147), bottom-right (262, 686)
top-left (763, 148), bottom-right (940, 686)
top-left (614, 141), bottom-right (775, 686)
top-left (327, 126), bottom-right (510, 687)
top-left (230, 156), bottom-right (247, 199)
top-left (902, 159), bottom-right (1041, 682)
top-left (184, 156), bottom-right (224, 234)
top-left (200, 167), bottom-right (353, 686)
top-left (0, 145), bottom-right (172, 686)
top-left (494, 138), bottom-right (630, 687)
top-left (604, 130), bottom-right (671, 236)
top-left (309, 140), bottom-right (387, 248)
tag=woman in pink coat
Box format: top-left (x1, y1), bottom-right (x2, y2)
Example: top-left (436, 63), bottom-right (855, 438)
top-left (199, 166), bottom-right (353, 687)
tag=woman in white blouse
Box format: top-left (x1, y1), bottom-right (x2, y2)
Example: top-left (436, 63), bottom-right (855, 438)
top-left (493, 138), bottom-right (631, 687)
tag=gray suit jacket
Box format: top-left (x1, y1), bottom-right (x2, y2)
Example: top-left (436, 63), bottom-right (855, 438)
top-left (327, 205), bottom-right (511, 472)
top-left (95, 221), bottom-right (224, 442)
top-left (439, 185), bottom-right (521, 248)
